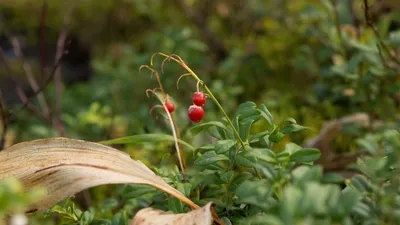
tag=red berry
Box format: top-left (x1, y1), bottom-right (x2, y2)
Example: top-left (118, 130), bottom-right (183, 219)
top-left (192, 92), bottom-right (206, 106)
top-left (165, 101), bottom-right (175, 113)
top-left (188, 105), bottom-right (204, 123)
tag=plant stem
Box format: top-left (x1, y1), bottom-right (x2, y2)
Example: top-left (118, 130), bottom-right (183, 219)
top-left (155, 53), bottom-right (262, 179)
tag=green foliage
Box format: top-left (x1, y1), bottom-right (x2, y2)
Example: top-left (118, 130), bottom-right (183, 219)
top-left (0, 178), bottom-right (44, 217)
top-left (2, 0), bottom-right (400, 224)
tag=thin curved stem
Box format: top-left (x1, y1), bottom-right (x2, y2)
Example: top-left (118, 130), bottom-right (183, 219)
top-left (153, 53), bottom-right (262, 179)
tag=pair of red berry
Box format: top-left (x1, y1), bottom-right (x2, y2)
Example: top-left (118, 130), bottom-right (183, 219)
top-left (163, 92), bottom-right (206, 123)
top-left (188, 92), bottom-right (206, 123)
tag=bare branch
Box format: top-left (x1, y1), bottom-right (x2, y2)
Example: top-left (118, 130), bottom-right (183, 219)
top-left (0, 47), bottom-right (46, 118)
top-left (15, 47), bottom-right (63, 114)
top-left (52, 6), bottom-right (74, 136)
top-left (363, 0), bottom-right (400, 66)
top-left (10, 36), bottom-right (50, 116)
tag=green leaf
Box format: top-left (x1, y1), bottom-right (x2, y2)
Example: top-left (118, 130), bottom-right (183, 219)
top-left (258, 104), bottom-right (274, 126)
top-left (123, 184), bottom-right (157, 199)
top-left (356, 138), bottom-right (378, 154)
top-left (283, 143), bottom-right (302, 155)
top-left (243, 215), bottom-right (284, 225)
top-left (276, 152), bottom-right (290, 163)
top-left (290, 148), bottom-right (321, 163)
top-left (291, 166), bottom-right (323, 183)
top-left (281, 117), bottom-right (297, 125)
top-left (100, 199), bottom-right (118, 212)
top-left (195, 144), bottom-right (215, 154)
top-left (235, 102), bottom-right (261, 141)
top-left (352, 201), bottom-right (371, 218)
top-left (341, 187), bottom-right (361, 213)
top-left (269, 125), bottom-right (285, 143)
top-left (236, 101), bottom-right (257, 115)
top-left (258, 164), bottom-right (278, 181)
top-left (350, 175), bottom-right (372, 193)
top-left (249, 131), bottom-right (269, 143)
top-left (348, 40), bottom-right (378, 53)
top-left (281, 124), bottom-right (311, 134)
top-left (111, 212), bottom-right (128, 225)
top-left (80, 211), bottom-right (94, 225)
top-left (236, 179), bottom-right (273, 210)
top-left (238, 108), bottom-right (261, 124)
top-left (100, 134), bottom-right (195, 151)
top-left (194, 151), bottom-right (230, 166)
top-left (215, 140), bottom-right (236, 154)
top-left (177, 183), bottom-right (192, 197)
top-left (230, 172), bottom-right (253, 187)
top-left (219, 171), bottom-right (235, 184)
top-left (190, 121), bottom-right (227, 136)
top-left (247, 148), bottom-right (277, 164)
top-left (236, 151), bottom-right (257, 168)
top-left (281, 186), bottom-right (302, 221)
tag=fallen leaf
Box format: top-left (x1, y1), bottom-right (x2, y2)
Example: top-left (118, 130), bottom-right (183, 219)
top-left (0, 137), bottom-right (198, 213)
top-left (131, 202), bottom-right (214, 225)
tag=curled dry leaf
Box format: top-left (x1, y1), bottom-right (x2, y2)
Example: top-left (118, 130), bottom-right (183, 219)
top-left (131, 202), bottom-right (214, 225)
top-left (0, 137), bottom-right (198, 213)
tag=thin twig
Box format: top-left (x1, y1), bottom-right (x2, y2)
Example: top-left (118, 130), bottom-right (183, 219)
top-left (0, 47), bottom-right (45, 119)
top-left (10, 36), bottom-right (50, 116)
top-left (15, 51), bottom-right (63, 114)
top-left (363, 0), bottom-right (400, 66)
top-left (52, 6), bottom-right (73, 136)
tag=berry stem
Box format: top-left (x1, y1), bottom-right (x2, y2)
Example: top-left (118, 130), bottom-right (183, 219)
top-left (141, 70), bottom-right (187, 178)
top-left (153, 52), bottom-right (262, 180)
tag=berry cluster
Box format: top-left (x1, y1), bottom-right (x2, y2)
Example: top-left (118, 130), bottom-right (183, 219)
top-left (188, 92), bottom-right (205, 123)
top-left (163, 92), bottom-right (206, 123)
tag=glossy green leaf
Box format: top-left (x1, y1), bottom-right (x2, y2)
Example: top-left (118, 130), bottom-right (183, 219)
top-left (235, 151), bottom-right (257, 168)
top-left (290, 148), bottom-right (320, 163)
top-left (281, 124), bottom-right (311, 134)
top-left (258, 104), bottom-right (274, 126)
top-left (276, 152), bottom-right (290, 163)
top-left (219, 171), bottom-right (235, 184)
top-left (194, 151), bottom-right (230, 166)
top-left (269, 126), bottom-right (285, 143)
top-left (215, 140), bottom-right (236, 154)
top-left (247, 148), bottom-right (277, 164)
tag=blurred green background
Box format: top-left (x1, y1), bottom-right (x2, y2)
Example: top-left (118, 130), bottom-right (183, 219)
top-left (1, 0), bottom-right (400, 222)
top-left (1, 0), bottom-right (400, 164)
top-left (0, 1), bottom-right (398, 140)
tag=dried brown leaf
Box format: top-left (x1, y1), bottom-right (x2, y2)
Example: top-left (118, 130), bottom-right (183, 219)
top-left (0, 137), bottom-right (198, 213)
top-left (131, 202), bottom-right (214, 225)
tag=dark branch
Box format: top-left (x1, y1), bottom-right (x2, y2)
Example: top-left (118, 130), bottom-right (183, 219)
top-left (363, 0), bottom-right (400, 66)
